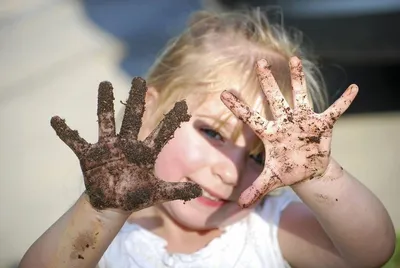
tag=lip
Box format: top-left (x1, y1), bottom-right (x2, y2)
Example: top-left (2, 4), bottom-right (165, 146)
top-left (183, 177), bottom-right (231, 207)
top-left (196, 196), bottom-right (227, 207)
top-left (201, 186), bottom-right (229, 201)
top-left (196, 185), bottom-right (231, 207)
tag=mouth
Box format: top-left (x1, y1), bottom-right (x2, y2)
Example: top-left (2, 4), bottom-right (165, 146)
top-left (182, 177), bottom-right (230, 207)
top-left (198, 188), bottom-right (229, 207)
top-left (202, 188), bottom-right (222, 200)
top-left (201, 187), bottom-right (227, 202)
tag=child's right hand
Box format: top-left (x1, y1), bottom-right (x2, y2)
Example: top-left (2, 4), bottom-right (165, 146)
top-left (50, 77), bottom-right (202, 213)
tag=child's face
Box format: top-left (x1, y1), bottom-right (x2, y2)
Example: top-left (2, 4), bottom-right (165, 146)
top-left (152, 90), bottom-right (266, 230)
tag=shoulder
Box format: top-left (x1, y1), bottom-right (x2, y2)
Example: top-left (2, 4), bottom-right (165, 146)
top-left (236, 188), bottom-right (301, 267)
top-left (98, 222), bottom-right (159, 268)
top-left (254, 187), bottom-right (302, 223)
top-left (249, 187), bottom-right (302, 237)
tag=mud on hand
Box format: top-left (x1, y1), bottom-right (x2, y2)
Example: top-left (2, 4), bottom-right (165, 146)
top-left (50, 77), bottom-right (202, 212)
top-left (221, 57), bottom-right (358, 208)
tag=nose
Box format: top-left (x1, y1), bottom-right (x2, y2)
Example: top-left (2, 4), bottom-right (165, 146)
top-left (211, 151), bottom-right (245, 186)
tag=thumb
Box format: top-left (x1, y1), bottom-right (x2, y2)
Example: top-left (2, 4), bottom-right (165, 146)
top-left (155, 180), bottom-right (202, 203)
top-left (238, 172), bottom-right (284, 208)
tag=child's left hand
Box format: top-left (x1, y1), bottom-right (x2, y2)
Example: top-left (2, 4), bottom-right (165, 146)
top-left (221, 57), bottom-right (358, 208)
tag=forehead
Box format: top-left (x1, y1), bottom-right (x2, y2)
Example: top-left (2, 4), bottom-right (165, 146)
top-left (183, 50), bottom-right (291, 119)
top-left (188, 90), bottom-right (264, 116)
top-left (185, 71), bottom-right (270, 124)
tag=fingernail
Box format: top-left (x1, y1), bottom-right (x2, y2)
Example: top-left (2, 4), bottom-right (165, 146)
top-left (348, 84), bottom-right (358, 95)
top-left (257, 59), bottom-right (270, 69)
top-left (290, 56), bottom-right (301, 67)
top-left (221, 90), bottom-right (230, 99)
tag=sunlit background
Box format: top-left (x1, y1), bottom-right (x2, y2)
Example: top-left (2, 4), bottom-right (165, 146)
top-left (0, 0), bottom-right (399, 267)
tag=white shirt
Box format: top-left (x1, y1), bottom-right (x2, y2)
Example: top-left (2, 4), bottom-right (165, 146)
top-left (98, 189), bottom-right (300, 268)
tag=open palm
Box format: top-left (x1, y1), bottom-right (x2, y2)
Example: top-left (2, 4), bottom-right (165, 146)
top-left (221, 57), bottom-right (358, 208)
top-left (51, 77), bottom-right (202, 212)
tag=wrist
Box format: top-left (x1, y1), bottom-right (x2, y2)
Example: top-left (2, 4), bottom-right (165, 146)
top-left (291, 157), bottom-right (345, 191)
top-left (320, 157), bottom-right (345, 180)
top-left (81, 192), bottom-right (132, 223)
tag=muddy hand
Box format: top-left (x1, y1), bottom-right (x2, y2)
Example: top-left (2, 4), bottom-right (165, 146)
top-left (51, 77), bottom-right (202, 212)
top-left (221, 57), bottom-right (358, 208)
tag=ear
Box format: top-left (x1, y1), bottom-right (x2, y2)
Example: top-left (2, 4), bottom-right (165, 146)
top-left (138, 86), bottom-right (159, 139)
top-left (145, 86), bottom-right (159, 109)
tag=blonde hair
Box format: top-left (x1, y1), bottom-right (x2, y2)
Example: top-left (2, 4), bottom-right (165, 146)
top-left (138, 8), bottom-right (328, 155)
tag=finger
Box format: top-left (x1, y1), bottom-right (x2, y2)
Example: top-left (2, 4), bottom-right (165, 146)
top-left (321, 84), bottom-right (358, 126)
top-left (238, 169), bottom-right (284, 208)
top-left (50, 116), bottom-right (89, 158)
top-left (120, 139), bottom-right (156, 168)
top-left (220, 90), bottom-right (274, 138)
top-left (256, 59), bottom-right (291, 120)
top-left (289, 57), bottom-right (311, 110)
top-left (119, 77), bottom-right (147, 140)
top-left (144, 100), bottom-right (191, 155)
top-left (154, 180), bottom-right (202, 203)
top-left (97, 81), bottom-right (116, 142)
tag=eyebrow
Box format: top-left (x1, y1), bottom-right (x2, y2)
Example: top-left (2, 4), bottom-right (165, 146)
top-left (196, 113), bottom-right (264, 154)
top-left (196, 114), bottom-right (238, 132)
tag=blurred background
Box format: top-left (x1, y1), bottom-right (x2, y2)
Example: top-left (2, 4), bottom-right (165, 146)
top-left (0, 0), bottom-right (399, 267)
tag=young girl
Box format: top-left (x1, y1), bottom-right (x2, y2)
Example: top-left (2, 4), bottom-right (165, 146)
top-left (20, 9), bottom-right (395, 268)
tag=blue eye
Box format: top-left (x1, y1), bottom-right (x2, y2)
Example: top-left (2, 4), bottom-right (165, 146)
top-left (200, 128), bottom-right (224, 142)
top-left (250, 152), bottom-right (265, 165)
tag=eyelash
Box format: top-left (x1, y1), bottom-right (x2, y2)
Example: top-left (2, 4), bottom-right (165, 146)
top-left (200, 127), bottom-right (265, 165)
top-left (250, 152), bottom-right (265, 166)
top-left (200, 128), bottom-right (225, 142)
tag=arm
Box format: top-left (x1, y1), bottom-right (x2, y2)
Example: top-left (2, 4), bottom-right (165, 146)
top-left (19, 193), bottom-right (130, 268)
top-left (19, 78), bottom-right (201, 268)
top-left (279, 158), bottom-right (396, 268)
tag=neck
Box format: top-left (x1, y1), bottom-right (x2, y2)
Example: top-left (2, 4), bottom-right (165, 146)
top-left (128, 206), bottom-right (223, 254)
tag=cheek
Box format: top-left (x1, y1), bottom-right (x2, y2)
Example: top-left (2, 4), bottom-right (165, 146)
top-left (153, 125), bottom-right (206, 182)
top-left (237, 164), bottom-right (264, 192)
